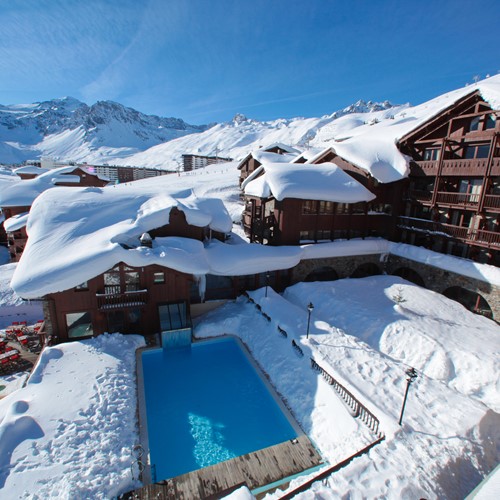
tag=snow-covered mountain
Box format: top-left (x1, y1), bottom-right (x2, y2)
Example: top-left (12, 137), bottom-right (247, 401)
top-left (0, 95), bottom-right (400, 167)
top-left (0, 97), bottom-right (209, 164)
top-left (116, 100), bottom-right (402, 170)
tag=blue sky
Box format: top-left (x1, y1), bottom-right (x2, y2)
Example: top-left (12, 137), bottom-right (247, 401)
top-left (1, 0), bottom-right (499, 124)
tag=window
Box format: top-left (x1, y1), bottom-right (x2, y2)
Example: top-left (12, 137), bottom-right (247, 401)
top-left (465, 144), bottom-right (490, 159)
top-left (469, 116), bottom-right (480, 132)
top-left (302, 200), bottom-right (317, 214)
top-left (75, 281), bottom-right (88, 291)
top-left (336, 203), bottom-right (349, 214)
top-left (423, 148), bottom-right (440, 161)
top-left (158, 302), bottom-right (189, 331)
top-left (351, 202), bottom-right (366, 214)
top-left (485, 114), bottom-right (496, 130)
top-left (153, 272), bottom-right (165, 284)
top-left (318, 201), bottom-right (334, 215)
top-left (66, 312), bottom-right (93, 338)
top-left (316, 229), bottom-right (332, 240)
top-left (124, 271), bottom-right (140, 291)
top-left (103, 264), bottom-right (141, 294)
top-left (299, 230), bottom-right (315, 241)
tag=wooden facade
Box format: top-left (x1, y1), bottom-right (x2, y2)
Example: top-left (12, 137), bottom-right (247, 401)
top-left (238, 144), bottom-right (297, 185)
top-left (44, 263), bottom-right (193, 342)
top-left (398, 90), bottom-right (500, 265)
top-left (41, 211), bottom-right (231, 343)
top-left (241, 147), bottom-right (405, 245)
top-left (3, 205), bottom-right (30, 260)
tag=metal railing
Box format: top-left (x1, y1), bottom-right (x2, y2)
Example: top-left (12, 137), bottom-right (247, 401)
top-left (398, 217), bottom-right (500, 247)
top-left (311, 358), bottom-right (383, 438)
top-left (278, 436), bottom-right (385, 500)
top-left (96, 289), bottom-right (148, 310)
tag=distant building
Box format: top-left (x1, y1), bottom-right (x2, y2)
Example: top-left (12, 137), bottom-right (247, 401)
top-left (93, 165), bottom-right (175, 183)
top-left (182, 154), bottom-right (232, 172)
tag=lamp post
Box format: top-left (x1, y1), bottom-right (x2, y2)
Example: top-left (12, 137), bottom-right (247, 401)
top-left (399, 367), bottom-right (418, 426)
top-left (265, 271), bottom-right (270, 298)
top-left (306, 302), bottom-right (314, 339)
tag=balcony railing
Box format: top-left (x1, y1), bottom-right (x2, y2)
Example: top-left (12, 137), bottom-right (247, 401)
top-left (484, 194), bottom-right (500, 211)
top-left (413, 157), bottom-right (500, 176)
top-left (435, 191), bottom-right (480, 206)
top-left (96, 289), bottom-right (148, 310)
top-left (398, 216), bottom-right (500, 248)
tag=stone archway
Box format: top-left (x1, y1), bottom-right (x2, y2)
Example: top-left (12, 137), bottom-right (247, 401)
top-left (443, 286), bottom-right (493, 319)
top-left (392, 267), bottom-right (425, 287)
top-left (304, 266), bottom-right (339, 282)
top-left (351, 262), bottom-right (382, 279)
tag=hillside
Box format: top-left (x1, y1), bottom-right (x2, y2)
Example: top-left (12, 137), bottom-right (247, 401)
top-left (0, 98), bottom-right (397, 167)
top-left (0, 97), bottom-right (208, 164)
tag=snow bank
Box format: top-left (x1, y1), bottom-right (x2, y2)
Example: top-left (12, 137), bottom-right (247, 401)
top-left (0, 333), bottom-right (144, 498)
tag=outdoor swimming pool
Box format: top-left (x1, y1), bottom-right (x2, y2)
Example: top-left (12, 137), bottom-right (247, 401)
top-left (140, 336), bottom-right (300, 481)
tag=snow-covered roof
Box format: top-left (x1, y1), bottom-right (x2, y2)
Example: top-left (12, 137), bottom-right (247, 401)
top-left (237, 144), bottom-right (302, 169)
top-left (11, 177), bottom-right (234, 297)
top-left (4, 211), bottom-right (29, 232)
top-left (261, 142), bottom-right (301, 154)
top-left (322, 75), bottom-right (500, 183)
top-left (0, 165), bottom-right (107, 207)
top-left (242, 162), bottom-right (376, 202)
top-left (13, 166), bottom-right (50, 176)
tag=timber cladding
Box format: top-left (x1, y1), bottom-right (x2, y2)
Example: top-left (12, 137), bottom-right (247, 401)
top-left (45, 263), bottom-right (191, 342)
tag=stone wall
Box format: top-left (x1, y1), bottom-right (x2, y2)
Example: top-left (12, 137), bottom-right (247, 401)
top-left (291, 254), bottom-right (384, 283)
top-left (385, 255), bottom-right (500, 320)
top-left (290, 253), bottom-right (499, 321)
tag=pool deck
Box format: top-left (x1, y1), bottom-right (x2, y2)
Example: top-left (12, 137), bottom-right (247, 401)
top-left (126, 434), bottom-right (323, 499)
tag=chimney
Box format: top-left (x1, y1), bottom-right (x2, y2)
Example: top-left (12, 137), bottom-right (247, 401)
top-left (139, 232), bottom-right (153, 248)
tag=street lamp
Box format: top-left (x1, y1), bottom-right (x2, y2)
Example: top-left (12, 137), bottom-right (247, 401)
top-left (399, 367), bottom-right (418, 426)
top-left (265, 271), bottom-right (270, 298)
top-left (306, 302), bottom-right (314, 339)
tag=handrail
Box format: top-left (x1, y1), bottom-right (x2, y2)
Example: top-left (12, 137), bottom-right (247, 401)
top-left (311, 358), bottom-right (383, 438)
top-left (278, 436), bottom-right (385, 499)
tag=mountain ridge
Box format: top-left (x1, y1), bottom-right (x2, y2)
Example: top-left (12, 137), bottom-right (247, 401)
top-left (0, 96), bottom-right (400, 166)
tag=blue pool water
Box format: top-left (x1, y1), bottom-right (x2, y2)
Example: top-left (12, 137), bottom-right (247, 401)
top-left (141, 337), bottom-right (298, 481)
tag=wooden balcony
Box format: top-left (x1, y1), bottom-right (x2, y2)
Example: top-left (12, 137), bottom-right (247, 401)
top-left (435, 191), bottom-right (479, 207)
top-left (484, 194), bottom-right (500, 211)
top-left (398, 216), bottom-right (500, 248)
top-left (96, 289), bottom-right (148, 310)
top-left (412, 157), bottom-right (500, 176)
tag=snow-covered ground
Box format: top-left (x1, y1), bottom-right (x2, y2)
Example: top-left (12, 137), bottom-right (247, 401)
top-left (0, 272), bottom-right (498, 499)
top-left (0, 260), bottom-right (43, 330)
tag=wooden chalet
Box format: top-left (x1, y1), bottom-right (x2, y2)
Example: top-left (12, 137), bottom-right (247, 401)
top-left (43, 209), bottom-right (228, 343)
top-left (241, 147), bottom-right (404, 245)
top-left (237, 143), bottom-right (300, 186)
top-left (1, 166), bottom-right (109, 261)
top-left (397, 90), bottom-right (500, 265)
